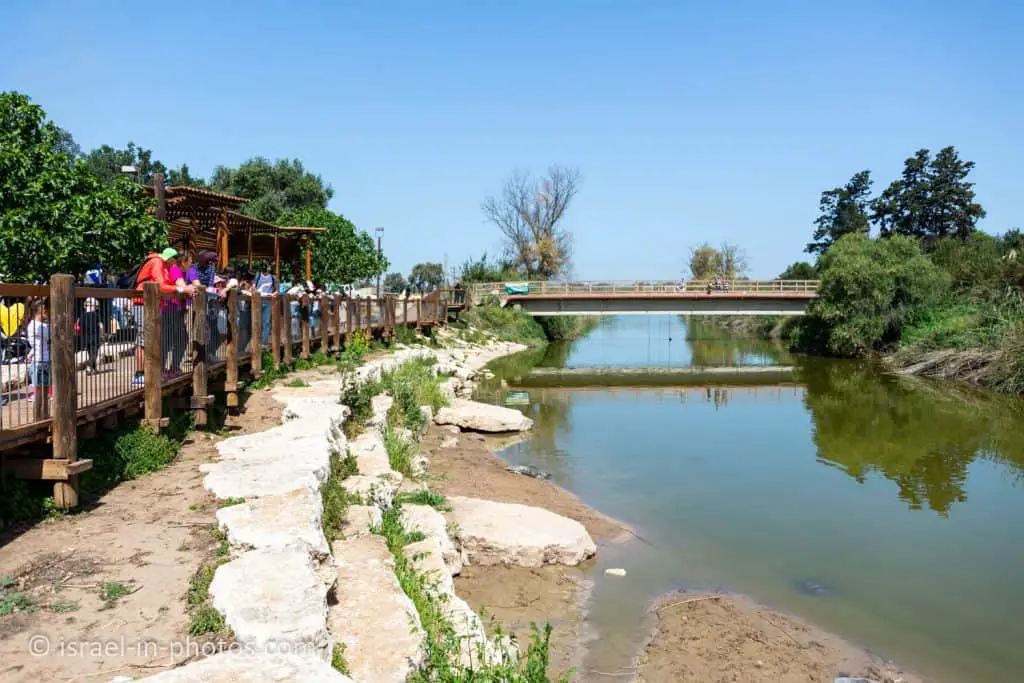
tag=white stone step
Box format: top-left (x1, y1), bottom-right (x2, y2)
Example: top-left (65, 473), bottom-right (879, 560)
top-left (341, 505), bottom-right (382, 539)
top-left (110, 652), bottom-right (351, 682)
top-left (447, 496), bottom-right (596, 567)
top-left (217, 488), bottom-right (329, 557)
top-left (328, 536), bottom-right (424, 683)
top-left (401, 504), bottom-right (462, 575)
top-left (348, 431), bottom-right (394, 479)
top-left (210, 544), bottom-right (331, 662)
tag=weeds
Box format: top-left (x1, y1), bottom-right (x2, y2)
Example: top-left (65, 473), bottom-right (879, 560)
top-left (372, 504), bottom-right (567, 681)
top-left (0, 591), bottom-right (35, 617)
top-left (218, 497), bottom-right (246, 508)
top-left (284, 378), bottom-right (311, 388)
top-left (99, 581), bottom-right (131, 609)
top-left (331, 642), bottom-right (351, 675)
top-left (188, 605), bottom-right (226, 635)
top-left (321, 449), bottom-right (361, 543)
top-left (395, 489), bottom-right (450, 511)
top-left (49, 600), bottom-right (79, 613)
top-left (380, 357), bottom-right (448, 433)
top-left (383, 427), bottom-right (416, 477)
top-left (340, 375), bottom-right (382, 438)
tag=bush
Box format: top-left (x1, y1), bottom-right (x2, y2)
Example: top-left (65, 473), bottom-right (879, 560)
top-left (797, 234), bottom-right (950, 356)
top-left (383, 427), bottom-right (416, 477)
top-left (380, 358), bottom-right (448, 432)
top-left (340, 375), bottom-right (381, 438)
top-left (930, 232), bottom-right (1003, 294)
top-left (466, 305), bottom-right (546, 345)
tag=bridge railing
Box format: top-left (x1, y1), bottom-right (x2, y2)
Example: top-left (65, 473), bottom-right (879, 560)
top-left (468, 280), bottom-right (819, 298)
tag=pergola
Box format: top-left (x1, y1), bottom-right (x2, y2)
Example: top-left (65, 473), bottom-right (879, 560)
top-left (146, 183), bottom-right (325, 281)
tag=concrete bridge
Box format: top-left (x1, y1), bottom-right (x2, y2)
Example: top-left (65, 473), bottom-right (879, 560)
top-left (469, 280), bottom-right (818, 316)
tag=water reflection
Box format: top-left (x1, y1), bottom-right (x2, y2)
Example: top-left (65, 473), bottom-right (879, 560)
top-left (802, 359), bottom-right (1024, 516)
top-left (685, 319), bottom-right (793, 367)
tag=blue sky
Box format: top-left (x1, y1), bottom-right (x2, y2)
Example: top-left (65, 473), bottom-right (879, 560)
top-left (3, 1), bottom-right (1021, 279)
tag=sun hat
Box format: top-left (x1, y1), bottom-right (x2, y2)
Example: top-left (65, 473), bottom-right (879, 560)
top-left (161, 247), bottom-right (179, 261)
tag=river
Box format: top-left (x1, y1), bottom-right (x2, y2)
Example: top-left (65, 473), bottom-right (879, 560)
top-left (474, 315), bottom-right (1024, 683)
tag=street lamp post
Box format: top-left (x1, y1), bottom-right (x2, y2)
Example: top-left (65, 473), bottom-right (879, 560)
top-left (375, 227), bottom-right (384, 298)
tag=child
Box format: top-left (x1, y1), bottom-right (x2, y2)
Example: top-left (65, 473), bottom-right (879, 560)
top-left (80, 297), bottom-right (104, 374)
top-left (25, 300), bottom-right (51, 417)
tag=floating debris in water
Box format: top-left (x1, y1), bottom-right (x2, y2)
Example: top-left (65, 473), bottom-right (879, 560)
top-left (795, 579), bottom-right (833, 596)
top-left (605, 568), bottom-right (627, 577)
top-left (506, 465), bottom-right (551, 480)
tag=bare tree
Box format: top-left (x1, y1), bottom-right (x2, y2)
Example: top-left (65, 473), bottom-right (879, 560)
top-left (481, 165), bottom-right (582, 279)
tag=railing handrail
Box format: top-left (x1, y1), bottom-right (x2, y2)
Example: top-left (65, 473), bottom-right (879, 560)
top-left (466, 279), bottom-right (821, 296)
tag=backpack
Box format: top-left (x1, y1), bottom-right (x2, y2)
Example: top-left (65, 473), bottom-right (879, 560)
top-left (117, 261), bottom-right (146, 289)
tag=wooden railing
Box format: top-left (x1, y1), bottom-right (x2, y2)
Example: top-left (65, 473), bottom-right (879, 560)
top-left (468, 279), bottom-right (820, 299)
top-left (0, 277), bottom-right (450, 507)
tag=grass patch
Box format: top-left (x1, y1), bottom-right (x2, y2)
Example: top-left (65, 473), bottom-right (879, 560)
top-left (99, 581), bottom-right (131, 609)
top-left (372, 504), bottom-right (567, 681)
top-left (321, 449), bottom-right (361, 543)
top-left (380, 357), bottom-right (448, 433)
top-left (466, 305), bottom-right (547, 345)
top-left (49, 600), bottom-right (79, 613)
top-left (283, 378), bottom-right (311, 388)
top-left (395, 489), bottom-right (450, 511)
top-left (188, 605), bottom-right (226, 635)
top-left (340, 375), bottom-right (382, 438)
top-left (383, 428), bottom-right (416, 477)
top-left (0, 590), bottom-right (35, 617)
top-left (218, 497), bottom-right (246, 508)
top-left (331, 642), bottom-right (351, 675)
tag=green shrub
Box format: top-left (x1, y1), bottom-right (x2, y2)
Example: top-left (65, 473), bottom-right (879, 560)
top-left (380, 358), bottom-right (448, 432)
top-left (395, 489), bottom-right (450, 511)
top-left (798, 234), bottom-right (950, 356)
top-left (466, 305), bottom-right (547, 345)
top-left (340, 375), bottom-right (382, 438)
top-left (383, 428), bottom-right (416, 477)
top-left (321, 450), bottom-right (360, 542)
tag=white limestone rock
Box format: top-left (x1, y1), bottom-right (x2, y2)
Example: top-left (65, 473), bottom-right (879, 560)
top-left (369, 393), bottom-right (393, 431)
top-left (405, 537), bottom-right (455, 598)
top-left (200, 456), bottom-right (325, 501)
top-left (328, 536), bottom-right (425, 683)
top-left (434, 399), bottom-right (534, 433)
top-left (447, 496), bottom-right (596, 567)
top-left (216, 489), bottom-right (329, 557)
top-left (340, 475), bottom-right (395, 510)
top-left (401, 504), bottom-right (462, 575)
top-left (444, 594), bottom-right (497, 668)
top-left (116, 652), bottom-right (352, 682)
top-left (210, 544), bottom-right (331, 661)
top-left (341, 505), bottom-right (382, 538)
top-left (348, 432), bottom-right (394, 479)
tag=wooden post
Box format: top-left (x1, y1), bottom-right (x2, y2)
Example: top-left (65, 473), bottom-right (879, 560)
top-left (271, 295), bottom-right (282, 369)
top-left (154, 173), bottom-right (166, 221)
top-left (403, 297), bottom-right (409, 328)
top-left (50, 274), bottom-right (79, 509)
top-left (225, 288), bottom-right (239, 408)
top-left (251, 290), bottom-right (263, 377)
top-left (282, 295), bottom-right (293, 365)
top-left (304, 235), bottom-right (312, 282)
top-left (192, 286), bottom-right (209, 426)
top-left (300, 296), bottom-right (311, 359)
top-left (348, 299), bottom-right (355, 335)
top-left (332, 295), bottom-right (342, 352)
top-left (273, 233), bottom-right (281, 282)
top-left (143, 282), bottom-right (163, 431)
top-left (416, 298), bottom-right (422, 330)
top-left (319, 294), bottom-right (329, 353)
top-left (365, 298), bottom-right (373, 333)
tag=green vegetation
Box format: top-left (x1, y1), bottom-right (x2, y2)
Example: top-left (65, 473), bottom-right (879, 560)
top-left (395, 489), bottom-right (451, 511)
top-left (373, 504), bottom-right (567, 681)
top-left (49, 600), bottom-right (79, 613)
top-left (0, 573), bottom-right (37, 617)
top-left (218, 497), bottom-right (246, 508)
top-left (466, 305), bottom-right (547, 345)
top-left (321, 448), bottom-right (360, 543)
top-left (380, 357), bottom-right (448, 433)
top-left (331, 643), bottom-right (352, 676)
top-left (284, 378), bottom-right (311, 388)
top-left (383, 428), bottom-right (416, 477)
top-left (99, 581), bottom-right (132, 609)
top-left (340, 376), bottom-right (382, 438)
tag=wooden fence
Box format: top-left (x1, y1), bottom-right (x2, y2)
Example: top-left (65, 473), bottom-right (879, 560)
top-left (0, 276), bottom-right (450, 508)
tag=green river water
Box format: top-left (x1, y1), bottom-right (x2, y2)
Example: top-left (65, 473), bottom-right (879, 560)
top-left (474, 315), bottom-right (1024, 683)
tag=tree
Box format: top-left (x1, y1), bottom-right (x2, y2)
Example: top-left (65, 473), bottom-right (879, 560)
top-left (383, 272), bottom-right (407, 294)
top-left (481, 165), bottom-right (581, 279)
top-left (687, 242), bottom-right (748, 280)
top-left (408, 263), bottom-right (444, 292)
top-left (82, 142), bottom-right (168, 186)
top-left (280, 207), bottom-right (385, 285)
top-left (778, 261), bottom-right (819, 280)
top-left (458, 252), bottom-right (521, 283)
top-left (806, 170), bottom-right (872, 255)
top-left (0, 92), bottom-right (165, 281)
top-left (872, 147), bottom-right (985, 244)
top-left (800, 234), bottom-right (949, 356)
top-left (210, 157), bottom-right (333, 223)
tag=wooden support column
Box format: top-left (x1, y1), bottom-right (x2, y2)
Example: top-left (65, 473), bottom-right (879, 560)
top-left (416, 298), bottom-right (423, 330)
top-left (365, 298), bottom-right (373, 334)
top-left (273, 233), bottom-right (281, 282)
top-left (50, 274), bottom-right (79, 509)
top-left (300, 296), bottom-right (311, 359)
top-left (217, 208), bottom-right (230, 271)
top-left (271, 295), bottom-right (282, 369)
top-left (225, 288), bottom-right (239, 408)
top-left (348, 299), bottom-right (355, 335)
top-left (154, 173), bottom-right (166, 221)
top-left (251, 290), bottom-right (263, 377)
top-left (304, 235), bottom-right (312, 283)
top-left (320, 294), bottom-right (329, 353)
top-left (403, 297), bottom-right (409, 328)
top-left (143, 282), bottom-right (163, 432)
top-left (282, 296), bottom-right (293, 364)
top-left (332, 295), bottom-right (342, 352)
top-left (191, 286), bottom-right (209, 426)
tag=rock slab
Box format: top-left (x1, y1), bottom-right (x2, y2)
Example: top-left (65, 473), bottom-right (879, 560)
top-left (217, 488), bottom-right (329, 557)
top-left (210, 544), bottom-right (331, 661)
top-left (448, 496), bottom-right (596, 567)
top-left (434, 399), bottom-right (534, 433)
top-left (115, 652), bottom-right (352, 682)
top-left (328, 536), bottom-right (425, 683)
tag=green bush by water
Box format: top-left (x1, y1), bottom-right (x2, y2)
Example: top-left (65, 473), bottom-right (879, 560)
top-left (466, 306), bottom-right (547, 345)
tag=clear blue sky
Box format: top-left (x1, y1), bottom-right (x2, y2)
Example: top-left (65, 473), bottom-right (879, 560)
top-left (3, 0), bottom-right (1021, 279)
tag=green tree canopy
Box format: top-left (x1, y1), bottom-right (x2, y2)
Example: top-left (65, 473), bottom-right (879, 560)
top-left (778, 261), bottom-right (819, 280)
top-left (383, 272), bottom-right (407, 294)
top-left (800, 234), bottom-right (950, 356)
top-left (687, 242), bottom-right (748, 280)
top-left (0, 92), bottom-right (165, 281)
top-left (280, 206), bottom-right (384, 286)
top-left (872, 147), bottom-right (986, 244)
top-left (210, 157), bottom-right (332, 223)
top-left (806, 170), bottom-right (872, 255)
top-left (408, 263), bottom-right (444, 292)
top-left (457, 252), bottom-right (521, 283)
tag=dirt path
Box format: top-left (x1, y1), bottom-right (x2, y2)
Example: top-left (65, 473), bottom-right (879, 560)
top-left (0, 390), bottom-right (282, 683)
top-left (636, 592), bottom-right (921, 683)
